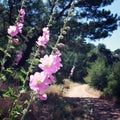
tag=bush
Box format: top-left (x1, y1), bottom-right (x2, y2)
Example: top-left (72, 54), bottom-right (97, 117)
top-left (88, 60), bottom-right (109, 91)
top-left (104, 62), bottom-right (120, 100)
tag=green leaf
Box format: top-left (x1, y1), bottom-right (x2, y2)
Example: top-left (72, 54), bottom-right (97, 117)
top-left (19, 75), bottom-right (25, 82)
top-left (0, 47), bottom-right (4, 52)
top-left (10, 45), bottom-right (15, 49)
top-left (0, 74), bottom-right (6, 81)
top-left (20, 67), bottom-right (27, 75)
top-left (11, 105), bottom-right (22, 115)
top-left (6, 68), bottom-right (13, 73)
top-left (6, 53), bottom-right (11, 57)
top-left (24, 100), bottom-right (29, 105)
top-left (7, 35), bottom-right (12, 40)
top-left (33, 58), bottom-right (39, 64)
top-left (19, 86), bottom-right (26, 94)
top-left (3, 118), bottom-right (11, 120)
top-left (3, 87), bottom-right (15, 98)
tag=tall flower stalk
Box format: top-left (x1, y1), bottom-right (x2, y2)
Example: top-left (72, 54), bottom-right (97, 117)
top-left (0, 37), bottom-right (12, 74)
top-left (0, 0), bottom-right (28, 76)
top-left (53, 1), bottom-right (75, 50)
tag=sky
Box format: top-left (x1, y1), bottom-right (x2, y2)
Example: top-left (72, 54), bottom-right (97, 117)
top-left (88, 0), bottom-right (120, 51)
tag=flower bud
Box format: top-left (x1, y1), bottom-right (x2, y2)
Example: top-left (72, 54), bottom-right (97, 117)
top-left (58, 35), bottom-right (64, 40)
top-left (57, 43), bottom-right (65, 48)
top-left (65, 26), bottom-right (70, 30)
top-left (64, 19), bottom-right (67, 23)
top-left (62, 30), bottom-right (67, 35)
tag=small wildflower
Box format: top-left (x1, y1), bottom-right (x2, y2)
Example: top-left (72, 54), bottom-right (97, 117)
top-left (38, 54), bottom-right (62, 74)
top-left (29, 72), bottom-right (49, 93)
top-left (13, 38), bottom-right (19, 43)
top-left (36, 27), bottom-right (49, 47)
top-left (39, 93), bottom-right (47, 100)
top-left (69, 65), bottom-right (75, 77)
top-left (29, 72), bottom-right (55, 100)
top-left (16, 23), bottom-right (23, 33)
top-left (19, 16), bottom-right (24, 23)
top-left (19, 9), bottom-right (25, 16)
top-left (8, 25), bottom-right (19, 37)
top-left (15, 52), bottom-right (23, 65)
top-left (40, 50), bottom-right (45, 55)
top-left (57, 43), bottom-right (65, 48)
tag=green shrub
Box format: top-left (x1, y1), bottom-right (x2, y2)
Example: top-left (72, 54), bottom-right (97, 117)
top-left (104, 62), bottom-right (120, 100)
top-left (88, 60), bottom-right (109, 91)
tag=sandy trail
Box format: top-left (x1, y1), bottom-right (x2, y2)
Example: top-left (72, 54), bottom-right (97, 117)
top-left (64, 83), bottom-right (102, 98)
top-left (47, 80), bottom-right (102, 98)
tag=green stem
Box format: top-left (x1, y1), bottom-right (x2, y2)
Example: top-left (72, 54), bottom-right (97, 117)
top-left (47, 0), bottom-right (59, 27)
top-left (52, 1), bottom-right (75, 52)
top-left (0, 38), bottom-right (12, 74)
top-left (9, 46), bottom-right (40, 118)
top-left (15, 0), bottom-right (28, 24)
top-left (23, 46), bottom-right (40, 88)
top-left (20, 93), bottom-right (35, 120)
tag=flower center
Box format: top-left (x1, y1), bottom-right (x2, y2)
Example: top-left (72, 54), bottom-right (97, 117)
top-left (45, 64), bottom-right (50, 68)
top-left (37, 80), bottom-right (42, 84)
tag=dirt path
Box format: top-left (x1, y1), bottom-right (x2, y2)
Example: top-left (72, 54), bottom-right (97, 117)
top-left (64, 82), bottom-right (102, 98)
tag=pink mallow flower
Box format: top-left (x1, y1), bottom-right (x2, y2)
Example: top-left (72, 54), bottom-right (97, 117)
top-left (19, 9), bottom-right (25, 16)
top-left (40, 50), bottom-right (45, 55)
top-left (39, 93), bottom-right (47, 100)
top-left (19, 16), bottom-right (24, 23)
top-left (13, 38), bottom-right (19, 43)
top-left (69, 65), bottom-right (75, 77)
top-left (8, 23), bottom-right (23, 37)
top-left (29, 72), bottom-right (55, 93)
top-left (7, 9), bottom-right (25, 37)
top-left (42, 27), bottom-right (49, 36)
top-left (16, 23), bottom-right (23, 33)
top-left (19, 9), bottom-right (25, 23)
top-left (36, 27), bottom-right (49, 47)
top-left (57, 43), bottom-right (65, 48)
top-left (38, 54), bottom-right (62, 74)
top-left (8, 25), bottom-right (19, 37)
top-left (29, 72), bottom-right (49, 93)
top-left (15, 52), bottom-right (23, 65)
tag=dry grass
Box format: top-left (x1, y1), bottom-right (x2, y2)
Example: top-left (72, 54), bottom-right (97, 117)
top-left (46, 79), bottom-right (75, 96)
